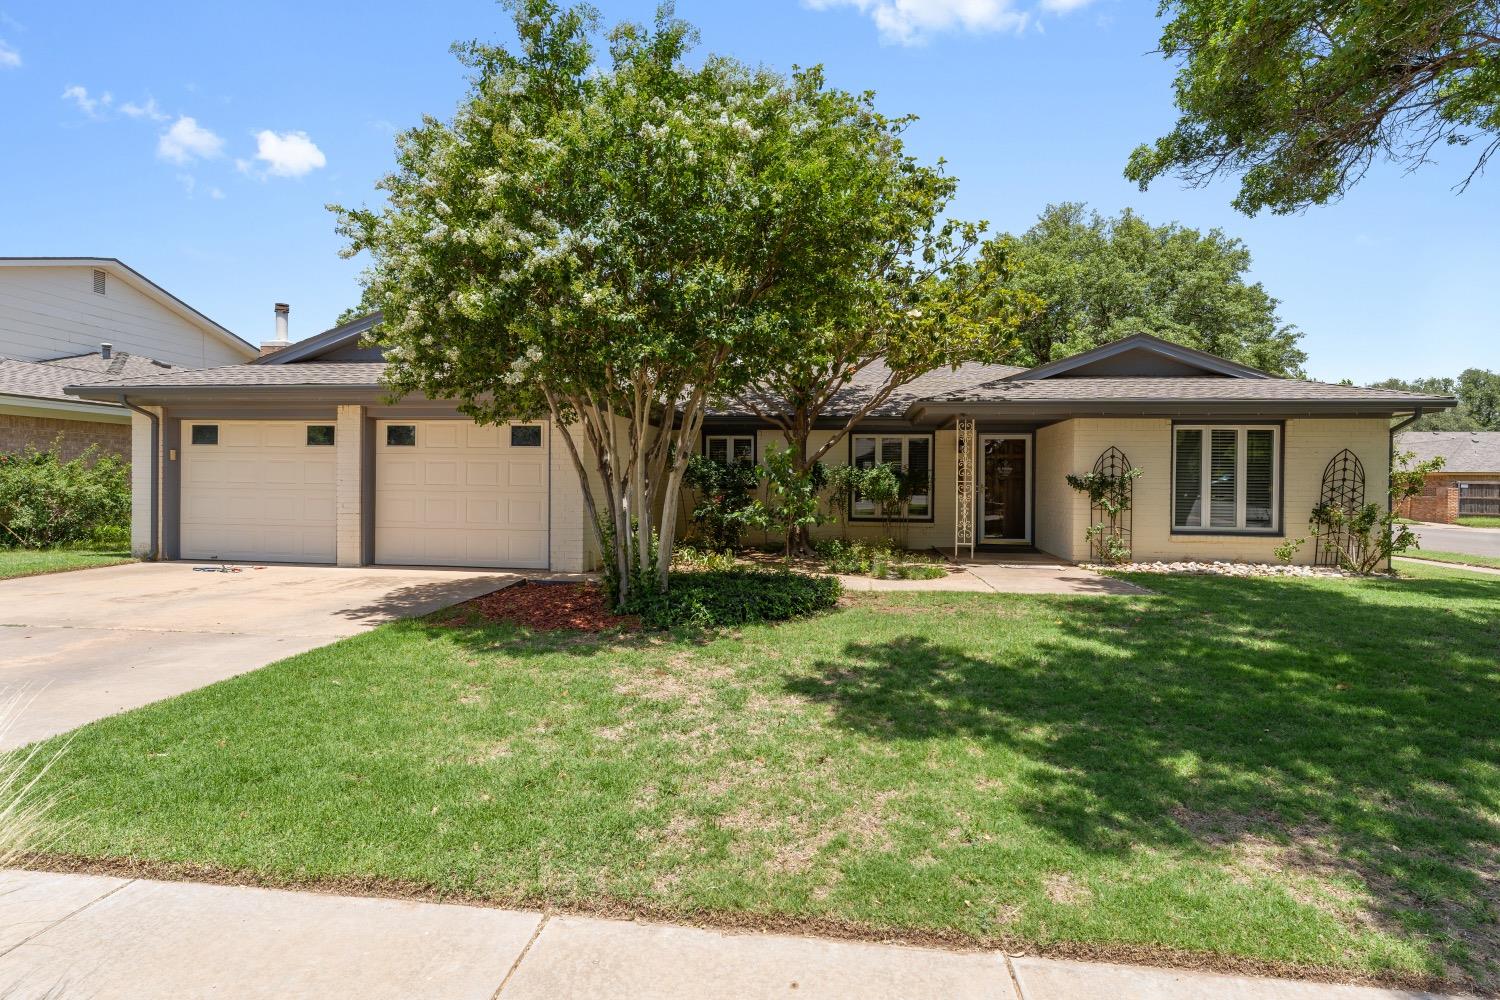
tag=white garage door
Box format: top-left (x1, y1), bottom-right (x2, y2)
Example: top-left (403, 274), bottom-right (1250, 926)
top-left (375, 419), bottom-right (549, 569)
top-left (180, 420), bottom-right (337, 563)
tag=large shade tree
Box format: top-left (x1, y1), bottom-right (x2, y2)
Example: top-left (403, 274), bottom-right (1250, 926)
top-left (333, 0), bottom-right (958, 603)
top-left (999, 203), bottom-right (1307, 376)
top-left (1127, 1), bottom-right (1500, 215)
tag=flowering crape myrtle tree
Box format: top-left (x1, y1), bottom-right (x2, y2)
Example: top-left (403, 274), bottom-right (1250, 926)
top-left (334, 1), bottom-right (940, 605)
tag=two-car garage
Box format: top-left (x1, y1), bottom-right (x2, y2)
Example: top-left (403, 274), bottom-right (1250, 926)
top-left (179, 417), bottom-right (550, 569)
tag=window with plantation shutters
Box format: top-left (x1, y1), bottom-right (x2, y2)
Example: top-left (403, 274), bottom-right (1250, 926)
top-left (850, 433), bottom-right (935, 521)
top-left (1172, 425), bottom-right (1280, 532)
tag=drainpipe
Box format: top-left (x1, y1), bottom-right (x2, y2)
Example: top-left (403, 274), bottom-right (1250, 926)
top-left (1387, 408), bottom-right (1423, 572)
top-left (122, 396), bottom-right (161, 560)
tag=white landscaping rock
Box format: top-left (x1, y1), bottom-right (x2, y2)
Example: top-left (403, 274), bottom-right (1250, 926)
top-left (1084, 559), bottom-right (1354, 578)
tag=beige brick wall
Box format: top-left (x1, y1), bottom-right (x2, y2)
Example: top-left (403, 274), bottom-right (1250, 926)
top-left (1038, 417), bottom-right (1391, 564)
top-left (129, 406), bottom-right (162, 558)
top-left (0, 412), bottom-right (130, 462)
top-left (1033, 420), bottom-right (1077, 559)
top-left (335, 405), bottom-right (365, 567)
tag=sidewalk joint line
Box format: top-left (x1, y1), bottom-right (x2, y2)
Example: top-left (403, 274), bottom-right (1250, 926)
top-left (1003, 952), bottom-right (1027, 999)
top-left (0, 875), bottom-right (136, 960)
top-left (490, 910), bottom-right (549, 999)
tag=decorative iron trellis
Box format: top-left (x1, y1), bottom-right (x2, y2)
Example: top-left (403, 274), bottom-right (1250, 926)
top-left (1314, 449), bottom-right (1366, 566)
top-left (1088, 446), bottom-right (1133, 562)
top-left (954, 415), bottom-right (975, 559)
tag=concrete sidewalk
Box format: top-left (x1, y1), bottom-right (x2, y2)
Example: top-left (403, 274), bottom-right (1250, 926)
top-left (0, 870), bottom-right (1460, 999)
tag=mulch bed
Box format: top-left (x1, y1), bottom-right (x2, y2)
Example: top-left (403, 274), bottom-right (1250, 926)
top-left (446, 581), bottom-right (636, 632)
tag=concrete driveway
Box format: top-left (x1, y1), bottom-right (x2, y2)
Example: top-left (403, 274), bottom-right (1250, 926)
top-left (1410, 521), bottom-right (1500, 558)
top-left (0, 563), bottom-right (517, 749)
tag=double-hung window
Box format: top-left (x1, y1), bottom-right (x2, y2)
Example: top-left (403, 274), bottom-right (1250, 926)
top-left (704, 434), bottom-right (755, 466)
top-left (1172, 425), bottom-right (1280, 532)
top-left (850, 433), bottom-right (933, 520)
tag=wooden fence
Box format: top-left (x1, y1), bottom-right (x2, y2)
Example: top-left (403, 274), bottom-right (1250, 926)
top-left (1459, 482), bottom-right (1500, 517)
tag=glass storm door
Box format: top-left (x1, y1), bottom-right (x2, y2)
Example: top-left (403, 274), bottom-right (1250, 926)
top-left (979, 436), bottom-right (1029, 542)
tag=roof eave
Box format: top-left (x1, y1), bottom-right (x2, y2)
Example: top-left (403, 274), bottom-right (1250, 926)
top-left (908, 396), bottom-right (1458, 421)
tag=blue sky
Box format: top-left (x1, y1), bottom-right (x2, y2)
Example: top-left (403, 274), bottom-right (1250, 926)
top-left (1, 0), bottom-right (1495, 382)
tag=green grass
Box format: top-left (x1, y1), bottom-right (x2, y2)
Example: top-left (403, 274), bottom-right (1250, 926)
top-left (22, 564), bottom-right (1500, 989)
top-left (1456, 516), bottom-right (1500, 529)
top-left (1398, 549), bottom-right (1500, 571)
top-left (0, 548), bottom-right (132, 580)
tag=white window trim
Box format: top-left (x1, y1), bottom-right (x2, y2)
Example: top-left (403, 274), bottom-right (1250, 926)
top-left (1172, 424), bottom-right (1281, 533)
top-left (704, 434), bottom-right (755, 464)
top-left (850, 433), bottom-right (934, 522)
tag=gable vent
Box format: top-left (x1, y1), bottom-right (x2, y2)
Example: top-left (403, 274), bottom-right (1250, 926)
top-left (92, 269), bottom-right (107, 295)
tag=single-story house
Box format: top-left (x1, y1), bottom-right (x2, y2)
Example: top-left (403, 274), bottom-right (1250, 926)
top-left (66, 318), bottom-right (1455, 572)
top-left (1395, 431), bottom-right (1500, 523)
top-left (0, 257), bottom-right (255, 460)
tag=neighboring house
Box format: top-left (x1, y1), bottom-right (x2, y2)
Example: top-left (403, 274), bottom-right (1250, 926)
top-left (1395, 431), bottom-right (1500, 523)
top-left (66, 320), bottom-right (1455, 572)
top-left (0, 258), bottom-right (256, 460)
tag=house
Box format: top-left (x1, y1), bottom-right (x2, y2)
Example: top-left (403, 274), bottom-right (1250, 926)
top-left (0, 258), bottom-right (256, 460)
top-left (65, 319), bottom-right (1455, 572)
top-left (1395, 431), bottom-right (1500, 523)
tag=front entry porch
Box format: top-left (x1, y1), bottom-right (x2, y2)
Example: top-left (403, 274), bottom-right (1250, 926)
top-left (835, 551), bottom-right (1148, 596)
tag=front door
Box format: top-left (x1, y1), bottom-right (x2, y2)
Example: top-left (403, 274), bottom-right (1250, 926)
top-left (979, 435), bottom-right (1030, 543)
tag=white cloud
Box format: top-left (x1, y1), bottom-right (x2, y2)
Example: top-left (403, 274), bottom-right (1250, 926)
top-left (251, 129), bottom-right (326, 177)
top-left (209, 186), bottom-right (225, 200)
top-left (805, 0), bottom-right (1095, 44)
top-left (0, 39), bottom-right (19, 69)
top-left (120, 97), bottom-right (169, 122)
top-left (157, 115), bottom-right (224, 163)
top-left (62, 84), bottom-right (112, 117)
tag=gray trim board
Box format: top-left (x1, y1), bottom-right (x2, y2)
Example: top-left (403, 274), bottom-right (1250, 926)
top-left (362, 414), bottom-right (376, 566)
top-left (163, 415), bottom-right (183, 559)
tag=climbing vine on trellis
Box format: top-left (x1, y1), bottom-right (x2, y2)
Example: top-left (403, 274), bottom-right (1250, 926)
top-left (1313, 449), bottom-right (1365, 567)
top-left (1065, 447), bottom-right (1141, 564)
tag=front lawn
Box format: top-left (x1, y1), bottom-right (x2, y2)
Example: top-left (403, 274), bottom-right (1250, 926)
top-left (1456, 516), bottom-right (1500, 529)
top-left (20, 564), bottom-right (1500, 991)
top-left (0, 548), bottom-right (132, 581)
top-left (1399, 549), bottom-right (1500, 571)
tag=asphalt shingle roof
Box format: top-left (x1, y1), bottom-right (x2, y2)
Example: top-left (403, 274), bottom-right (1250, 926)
top-left (1396, 431), bottom-right (1500, 473)
top-left (723, 361), bottom-right (1028, 418)
top-left (67, 362), bottom-right (388, 393)
top-left (927, 376), bottom-right (1446, 405)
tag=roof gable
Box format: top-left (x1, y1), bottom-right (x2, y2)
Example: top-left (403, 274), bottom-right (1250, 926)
top-left (256, 312), bottom-right (384, 364)
top-left (1012, 333), bottom-right (1272, 381)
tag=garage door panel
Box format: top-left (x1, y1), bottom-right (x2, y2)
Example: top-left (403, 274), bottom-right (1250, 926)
top-left (375, 419), bottom-right (549, 569)
top-left (180, 421), bottom-right (337, 564)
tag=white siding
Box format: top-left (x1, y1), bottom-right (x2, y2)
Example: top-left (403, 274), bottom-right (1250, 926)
top-left (0, 266), bottom-right (249, 367)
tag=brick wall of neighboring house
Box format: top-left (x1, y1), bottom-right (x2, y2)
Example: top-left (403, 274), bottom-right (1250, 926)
top-left (0, 413), bottom-right (132, 463)
top-left (1398, 472), bottom-right (1462, 523)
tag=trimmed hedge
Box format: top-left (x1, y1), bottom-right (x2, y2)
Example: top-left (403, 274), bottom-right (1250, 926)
top-left (625, 569), bottom-right (841, 629)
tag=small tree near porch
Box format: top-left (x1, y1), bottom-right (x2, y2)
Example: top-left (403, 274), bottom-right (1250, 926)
top-left (334, 1), bottom-right (945, 605)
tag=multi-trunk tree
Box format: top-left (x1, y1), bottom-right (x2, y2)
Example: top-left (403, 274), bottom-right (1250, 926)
top-left (333, 0), bottom-right (966, 604)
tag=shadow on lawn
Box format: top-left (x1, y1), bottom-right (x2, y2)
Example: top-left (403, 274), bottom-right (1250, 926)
top-left (786, 573), bottom-right (1500, 984)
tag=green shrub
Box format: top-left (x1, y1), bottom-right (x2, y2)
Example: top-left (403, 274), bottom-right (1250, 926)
top-left (882, 562), bottom-right (947, 581)
top-left (0, 443), bottom-right (130, 549)
top-left (812, 538), bottom-right (943, 578)
top-left (624, 569), bottom-right (841, 629)
top-left (682, 454), bottom-right (759, 551)
top-left (672, 544), bottom-right (738, 571)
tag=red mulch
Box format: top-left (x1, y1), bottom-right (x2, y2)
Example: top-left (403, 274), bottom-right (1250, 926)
top-left (447, 581), bottom-right (636, 632)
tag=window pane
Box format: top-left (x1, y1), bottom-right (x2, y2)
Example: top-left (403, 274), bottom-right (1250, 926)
top-left (306, 425), bottom-right (335, 446)
top-left (881, 438), bottom-right (904, 466)
top-left (905, 438), bottom-right (931, 515)
top-left (190, 424), bottom-right (218, 446)
top-left (1174, 429), bottom-right (1202, 527)
top-left (852, 437), bottom-right (876, 470)
top-left (706, 438), bottom-right (728, 464)
top-left (1210, 429), bottom-right (1238, 527)
top-left (731, 437), bottom-right (754, 464)
top-left (511, 425), bottom-right (542, 447)
top-left (386, 424), bottom-right (416, 446)
top-left (1245, 430), bottom-right (1275, 528)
